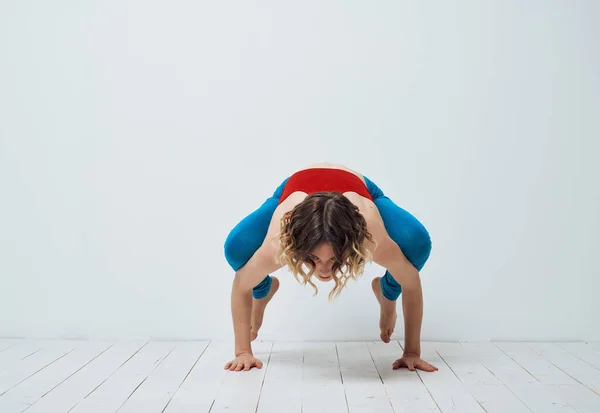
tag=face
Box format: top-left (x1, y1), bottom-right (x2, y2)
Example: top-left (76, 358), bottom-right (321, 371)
top-left (308, 242), bottom-right (336, 282)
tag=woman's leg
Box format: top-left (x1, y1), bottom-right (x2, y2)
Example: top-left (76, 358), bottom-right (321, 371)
top-left (363, 176), bottom-right (432, 301)
top-left (224, 177), bottom-right (289, 299)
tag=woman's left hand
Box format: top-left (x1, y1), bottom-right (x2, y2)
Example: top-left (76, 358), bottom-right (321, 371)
top-left (393, 353), bottom-right (438, 372)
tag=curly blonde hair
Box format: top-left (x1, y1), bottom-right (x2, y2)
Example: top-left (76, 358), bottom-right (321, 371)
top-left (275, 192), bottom-right (376, 301)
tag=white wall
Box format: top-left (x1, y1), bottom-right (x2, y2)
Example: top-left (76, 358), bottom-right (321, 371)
top-left (1, 0), bottom-right (599, 342)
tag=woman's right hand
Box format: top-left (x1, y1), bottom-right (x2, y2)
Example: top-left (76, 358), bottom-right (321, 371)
top-left (224, 352), bottom-right (263, 371)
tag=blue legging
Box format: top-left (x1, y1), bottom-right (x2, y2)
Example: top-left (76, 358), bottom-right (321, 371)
top-left (223, 175), bottom-right (432, 301)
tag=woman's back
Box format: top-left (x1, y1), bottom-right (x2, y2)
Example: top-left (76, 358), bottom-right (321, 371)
top-left (296, 162), bottom-right (367, 185)
top-left (261, 163), bottom-right (381, 253)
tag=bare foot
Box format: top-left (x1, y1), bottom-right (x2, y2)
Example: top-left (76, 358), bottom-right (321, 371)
top-left (371, 277), bottom-right (397, 343)
top-left (251, 276), bottom-right (280, 341)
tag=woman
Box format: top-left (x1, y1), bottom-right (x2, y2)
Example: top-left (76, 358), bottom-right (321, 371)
top-left (223, 163), bottom-right (438, 373)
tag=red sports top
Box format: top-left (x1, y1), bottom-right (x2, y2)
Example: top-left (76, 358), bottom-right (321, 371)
top-left (278, 168), bottom-right (373, 205)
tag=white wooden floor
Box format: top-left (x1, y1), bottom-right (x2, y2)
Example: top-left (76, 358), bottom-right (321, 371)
top-left (0, 339), bottom-right (599, 413)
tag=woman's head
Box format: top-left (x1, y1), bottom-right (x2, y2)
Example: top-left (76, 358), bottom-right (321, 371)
top-left (275, 192), bottom-right (376, 301)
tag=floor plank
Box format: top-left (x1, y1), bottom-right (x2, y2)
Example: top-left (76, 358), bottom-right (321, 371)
top-left (209, 340), bottom-right (273, 413)
top-left (256, 341), bottom-right (303, 413)
top-left (496, 342), bottom-right (600, 413)
top-left (0, 340), bottom-right (79, 395)
top-left (116, 341), bottom-right (209, 413)
top-left (24, 340), bottom-right (149, 413)
top-left (432, 342), bottom-right (531, 413)
top-left (417, 342), bottom-right (487, 412)
top-left (558, 342), bottom-right (600, 371)
top-left (463, 342), bottom-right (577, 413)
top-left (367, 341), bottom-right (440, 412)
top-left (336, 341), bottom-right (394, 413)
top-left (0, 341), bottom-right (45, 370)
top-left (162, 340), bottom-right (231, 413)
top-left (0, 340), bottom-right (23, 353)
top-left (0, 339), bottom-right (595, 413)
top-left (67, 340), bottom-right (174, 413)
top-left (0, 341), bottom-right (112, 413)
top-left (301, 342), bottom-right (347, 413)
top-left (525, 342), bottom-right (600, 395)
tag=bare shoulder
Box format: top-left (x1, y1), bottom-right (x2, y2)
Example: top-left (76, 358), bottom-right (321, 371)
top-left (245, 193), bottom-right (306, 276)
top-left (344, 194), bottom-right (411, 271)
top-left (344, 193), bottom-right (382, 225)
top-left (351, 197), bottom-right (414, 273)
top-left (344, 193), bottom-right (388, 249)
top-left (260, 192), bottom-right (305, 252)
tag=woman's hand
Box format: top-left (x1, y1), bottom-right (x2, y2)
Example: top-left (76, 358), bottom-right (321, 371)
top-left (224, 352), bottom-right (263, 371)
top-left (393, 353), bottom-right (438, 372)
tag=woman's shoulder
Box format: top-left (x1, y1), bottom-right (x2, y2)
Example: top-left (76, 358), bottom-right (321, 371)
top-left (262, 192), bottom-right (306, 247)
top-left (344, 193), bottom-right (389, 247)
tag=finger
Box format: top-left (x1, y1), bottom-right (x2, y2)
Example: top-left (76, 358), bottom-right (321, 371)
top-left (244, 362), bottom-right (251, 371)
top-left (421, 361), bottom-right (438, 372)
top-left (224, 362), bottom-right (232, 370)
top-left (234, 362), bottom-right (243, 372)
top-left (256, 359), bottom-right (263, 369)
top-left (426, 362), bottom-right (438, 372)
top-left (414, 360), bottom-right (427, 370)
top-left (422, 364), bottom-right (435, 372)
top-left (408, 361), bottom-right (416, 371)
top-left (418, 361), bottom-right (435, 372)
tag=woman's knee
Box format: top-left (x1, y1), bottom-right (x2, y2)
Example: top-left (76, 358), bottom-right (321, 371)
top-left (374, 197), bottom-right (431, 271)
top-left (224, 229), bottom-right (251, 271)
top-left (224, 196), bottom-right (280, 272)
top-left (405, 225), bottom-right (432, 271)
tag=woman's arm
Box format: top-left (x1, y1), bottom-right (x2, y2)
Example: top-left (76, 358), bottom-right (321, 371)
top-left (359, 199), bottom-right (423, 355)
top-left (225, 227), bottom-right (284, 372)
top-left (369, 222), bottom-right (436, 372)
top-left (230, 247), bottom-right (282, 358)
top-left (373, 238), bottom-right (423, 351)
top-left (226, 202), bottom-right (290, 370)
